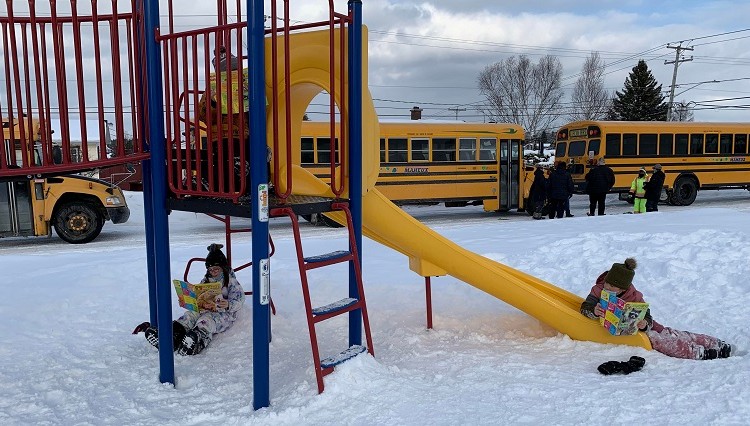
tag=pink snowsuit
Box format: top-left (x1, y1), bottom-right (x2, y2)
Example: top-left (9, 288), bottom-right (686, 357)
top-left (582, 272), bottom-right (723, 360)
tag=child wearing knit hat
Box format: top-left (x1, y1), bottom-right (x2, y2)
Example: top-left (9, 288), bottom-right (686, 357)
top-left (137, 243), bottom-right (246, 355)
top-left (580, 258), bottom-right (733, 361)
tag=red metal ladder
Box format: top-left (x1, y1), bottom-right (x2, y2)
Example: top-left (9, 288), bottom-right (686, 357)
top-left (271, 202), bottom-right (374, 393)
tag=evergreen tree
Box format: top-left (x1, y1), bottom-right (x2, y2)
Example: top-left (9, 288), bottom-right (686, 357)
top-left (609, 60), bottom-right (668, 121)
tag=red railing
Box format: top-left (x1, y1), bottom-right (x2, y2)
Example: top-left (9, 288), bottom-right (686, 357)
top-left (161, 1), bottom-right (352, 201)
top-left (0, 0), bottom-right (148, 178)
top-left (268, 0), bottom-right (351, 200)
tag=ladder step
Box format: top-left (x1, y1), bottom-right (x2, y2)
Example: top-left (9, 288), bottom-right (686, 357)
top-left (312, 297), bottom-right (358, 316)
top-left (320, 345), bottom-right (367, 369)
top-left (304, 250), bottom-right (350, 265)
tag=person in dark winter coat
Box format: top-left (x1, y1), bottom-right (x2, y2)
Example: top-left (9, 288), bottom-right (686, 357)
top-left (644, 164), bottom-right (665, 212)
top-left (580, 258), bottom-right (733, 360)
top-left (584, 157), bottom-right (615, 216)
top-left (528, 167), bottom-right (548, 219)
top-left (139, 243), bottom-right (245, 356)
top-left (547, 161), bottom-right (574, 219)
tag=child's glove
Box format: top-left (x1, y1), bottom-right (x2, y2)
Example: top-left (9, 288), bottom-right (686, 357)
top-left (597, 356), bottom-right (646, 375)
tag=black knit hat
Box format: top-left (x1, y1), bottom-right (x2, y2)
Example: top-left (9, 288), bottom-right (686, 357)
top-left (205, 243), bottom-right (228, 268)
top-left (604, 258), bottom-right (637, 290)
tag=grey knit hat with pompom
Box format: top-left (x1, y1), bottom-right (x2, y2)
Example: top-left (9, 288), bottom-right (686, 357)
top-left (604, 258), bottom-right (637, 290)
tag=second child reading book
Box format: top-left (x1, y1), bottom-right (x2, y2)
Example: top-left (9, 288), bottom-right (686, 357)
top-left (138, 243), bottom-right (245, 355)
top-left (580, 257), bottom-right (733, 360)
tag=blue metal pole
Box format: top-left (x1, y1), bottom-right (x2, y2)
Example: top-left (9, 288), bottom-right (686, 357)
top-left (249, 0), bottom-right (270, 410)
top-left (135, 0), bottom-right (157, 327)
top-left (142, 160), bottom-right (158, 325)
top-left (143, 0), bottom-right (174, 384)
top-left (347, 0), bottom-right (363, 348)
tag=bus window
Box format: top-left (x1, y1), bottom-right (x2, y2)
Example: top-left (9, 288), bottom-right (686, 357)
top-left (705, 134), bottom-right (719, 154)
top-left (588, 139), bottom-right (600, 155)
top-left (432, 138), bottom-right (456, 162)
top-left (388, 138), bottom-right (407, 162)
top-left (622, 134), bottom-right (637, 156)
top-left (605, 134), bottom-right (621, 156)
top-left (554, 141), bottom-right (567, 158)
top-left (719, 134), bottom-right (733, 154)
top-left (675, 134), bottom-right (688, 155)
top-left (479, 138), bottom-right (496, 160)
top-left (317, 137), bottom-right (339, 164)
top-left (301, 137), bottom-right (314, 164)
top-left (410, 138), bottom-right (429, 162)
top-left (659, 134), bottom-right (673, 155)
top-left (690, 134), bottom-right (704, 155)
top-left (458, 138), bottom-right (476, 161)
top-left (568, 140), bottom-right (586, 156)
top-left (380, 138), bottom-right (386, 162)
top-left (639, 134), bottom-right (657, 156)
top-left (735, 134), bottom-right (748, 154)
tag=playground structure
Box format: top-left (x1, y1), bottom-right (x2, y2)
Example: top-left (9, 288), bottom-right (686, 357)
top-left (1, 0), bottom-right (651, 412)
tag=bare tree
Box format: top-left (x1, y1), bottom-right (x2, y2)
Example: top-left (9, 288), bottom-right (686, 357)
top-left (477, 55), bottom-right (563, 138)
top-left (670, 100), bottom-right (695, 122)
top-left (568, 52), bottom-right (610, 121)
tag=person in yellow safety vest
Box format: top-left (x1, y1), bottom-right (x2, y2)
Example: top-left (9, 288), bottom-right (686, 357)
top-left (629, 167), bottom-right (648, 214)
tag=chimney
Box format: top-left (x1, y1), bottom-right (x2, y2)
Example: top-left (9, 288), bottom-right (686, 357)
top-left (410, 106), bottom-right (422, 120)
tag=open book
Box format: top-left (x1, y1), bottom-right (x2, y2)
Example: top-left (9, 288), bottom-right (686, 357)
top-left (599, 289), bottom-right (649, 336)
top-left (173, 279), bottom-right (223, 313)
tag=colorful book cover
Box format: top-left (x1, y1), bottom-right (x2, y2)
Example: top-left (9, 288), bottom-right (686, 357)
top-left (599, 289), bottom-right (649, 336)
top-left (172, 279), bottom-right (223, 313)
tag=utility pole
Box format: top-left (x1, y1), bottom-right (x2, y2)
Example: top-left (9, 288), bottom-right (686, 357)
top-left (665, 43), bottom-right (693, 121)
top-left (449, 106), bottom-right (466, 120)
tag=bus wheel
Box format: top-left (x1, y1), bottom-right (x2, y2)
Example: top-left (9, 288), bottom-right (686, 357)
top-left (53, 201), bottom-right (104, 244)
top-left (672, 177), bottom-right (698, 206)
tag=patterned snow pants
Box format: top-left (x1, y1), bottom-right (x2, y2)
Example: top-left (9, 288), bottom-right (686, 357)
top-left (177, 309), bottom-right (238, 335)
top-left (647, 327), bottom-right (722, 360)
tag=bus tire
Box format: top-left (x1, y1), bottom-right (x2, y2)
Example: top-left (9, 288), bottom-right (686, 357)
top-left (672, 177), bottom-right (698, 206)
top-left (53, 201), bottom-right (104, 244)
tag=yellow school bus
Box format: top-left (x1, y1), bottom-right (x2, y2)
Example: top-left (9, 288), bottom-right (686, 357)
top-left (1, 117), bottom-right (130, 243)
top-left (300, 120), bottom-right (525, 213)
top-left (554, 121), bottom-right (750, 205)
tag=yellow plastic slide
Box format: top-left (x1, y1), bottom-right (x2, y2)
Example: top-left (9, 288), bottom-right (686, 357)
top-left (358, 189), bottom-right (651, 349)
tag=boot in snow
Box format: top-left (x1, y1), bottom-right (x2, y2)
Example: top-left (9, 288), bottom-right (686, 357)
top-left (177, 328), bottom-right (211, 356)
top-left (143, 321), bottom-right (188, 350)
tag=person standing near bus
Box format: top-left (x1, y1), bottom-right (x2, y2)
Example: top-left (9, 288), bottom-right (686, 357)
top-left (644, 164), bottom-right (665, 212)
top-left (548, 161), bottom-right (574, 219)
top-left (585, 157), bottom-right (615, 216)
top-left (629, 168), bottom-right (648, 214)
top-left (528, 166), bottom-right (548, 220)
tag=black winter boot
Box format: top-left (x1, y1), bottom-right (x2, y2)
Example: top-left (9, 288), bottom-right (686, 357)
top-left (176, 328), bottom-right (212, 356)
top-left (143, 321), bottom-right (188, 350)
top-left (702, 348), bottom-right (719, 360)
top-left (145, 327), bottom-right (160, 349)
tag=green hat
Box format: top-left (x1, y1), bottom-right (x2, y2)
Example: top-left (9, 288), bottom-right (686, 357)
top-left (604, 258), bottom-right (637, 290)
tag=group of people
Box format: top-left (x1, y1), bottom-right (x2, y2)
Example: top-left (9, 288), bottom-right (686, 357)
top-left (527, 161), bottom-right (575, 220)
top-left (528, 159), bottom-right (668, 218)
top-left (629, 164), bottom-right (666, 213)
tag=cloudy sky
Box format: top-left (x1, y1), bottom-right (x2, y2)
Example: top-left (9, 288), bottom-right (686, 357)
top-left (355, 0), bottom-right (750, 124)
top-left (3, 0), bottom-right (750, 137)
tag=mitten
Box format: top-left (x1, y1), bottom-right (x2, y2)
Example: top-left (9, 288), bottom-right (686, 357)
top-left (597, 360), bottom-right (623, 375)
top-left (620, 356), bottom-right (646, 374)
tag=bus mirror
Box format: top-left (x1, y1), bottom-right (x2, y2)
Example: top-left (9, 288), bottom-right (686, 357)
top-left (125, 162), bottom-right (135, 173)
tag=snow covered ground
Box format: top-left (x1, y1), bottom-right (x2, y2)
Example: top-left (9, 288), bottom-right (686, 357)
top-left (1, 189), bottom-right (749, 425)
